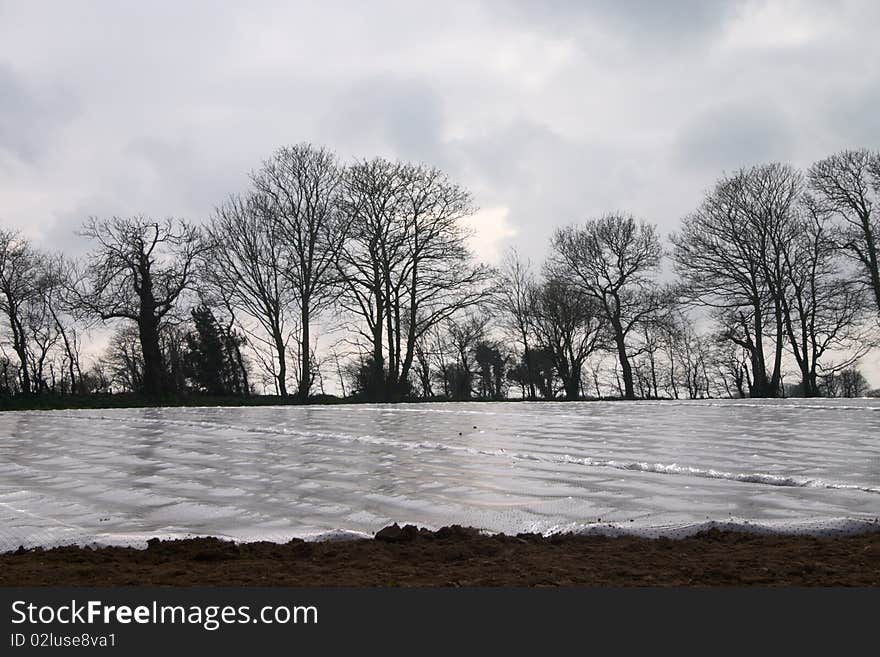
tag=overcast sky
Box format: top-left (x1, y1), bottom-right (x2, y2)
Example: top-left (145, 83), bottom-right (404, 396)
top-left (1, 0), bottom-right (879, 379)
top-left (1, 0), bottom-right (878, 257)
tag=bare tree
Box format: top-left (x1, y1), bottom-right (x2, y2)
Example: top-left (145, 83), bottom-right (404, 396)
top-left (669, 319), bottom-right (714, 399)
top-left (494, 248), bottom-right (538, 399)
top-left (0, 345), bottom-right (20, 396)
top-left (0, 230), bottom-right (39, 394)
top-left (442, 313), bottom-right (488, 400)
top-left (672, 164), bottom-right (802, 398)
top-left (101, 325), bottom-right (143, 393)
top-left (532, 277), bottom-right (605, 400)
top-left (337, 158), bottom-right (492, 401)
top-left (196, 292), bottom-right (251, 397)
top-left (336, 158), bottom-right (404, 397)
top-left (779, 198), bottom-right (874, 396)
top-left (474, 340), bottom-right (509, 400)
top-left (205, 195), bottom-right (293, 396)
top-left (808, 149), bottom-right (880, 314)
top-left (80, 360), bottom-right (111, 395)
top-left (548, 213), bottom-right (663, 400)
top-left (73, 216), bottom-right (205, 396)
top-left (413, 330), bottom-right (435, 398)
top-left (414, 322), bottom-right (452, 399)
top-left (821, 367), bottom-right (870, 398)
top-left (0, 236), bottom-right (86, 396)
top-left (35, 255), bottom-right (86, 394)
top-left (839, 368), bottom-right (870, 398)
top-left (252, 144), bottom-right (349, 400)
top-left (23, 269), bottom-right (63, 394)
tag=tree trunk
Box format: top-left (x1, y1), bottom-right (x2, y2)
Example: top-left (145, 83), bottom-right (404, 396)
top-left (522, 335), bottom-right (536, 400)
top-left (563, 373), bottom-right (579, 400)
top-left (859, 215), bottom-right (880, 314)
top-left (273, 327), bottom-right (287, 397)
top-left (668, 354), bottom-right (679, 399)
top-left (372, 293), bottom-right (384, 399)
top-left (10, 313), bottom-right (31, 395)
top-left (768, 301), bottom-right (784, 398)
top-left (234, 342), bottom-right (249, 396)
top-left (608, 296), bottom-right (634, 400)
top-left (748, 306), bottom-right (771, 398)
top-left (298, 304), bottom-right (311, 401)
top-left (615, 334), bottom-right (635, 400)
top-left (138, 312), bottom-right (164, 397)
top-left (801, 372), bottom-right (819, 397)
top-left (649, 354), bottom-right (658, 399)
top-left (398, 309), bottom-right (418, 402)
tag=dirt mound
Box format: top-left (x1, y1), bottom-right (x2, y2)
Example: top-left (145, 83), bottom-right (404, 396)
top-left (2, 525), bottom-right (878, 586)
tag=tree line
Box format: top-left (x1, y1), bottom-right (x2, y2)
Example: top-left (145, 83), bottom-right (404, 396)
top-left (1, 145), bottom-right (878, 404)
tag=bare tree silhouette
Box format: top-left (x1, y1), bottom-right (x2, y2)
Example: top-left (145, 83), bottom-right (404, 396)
top-left (549, 214), bottom-right (663, 400)
top-left (74, 216), bottom-right (205, 396)
top-left (252, 144), bottom-right (350, 400)
top-left (808, 149), bottom-right (880, 315)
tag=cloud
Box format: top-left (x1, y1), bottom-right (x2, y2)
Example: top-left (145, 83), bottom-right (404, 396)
top-left (319, 77), bottom-right (446, 163)
top-left (674, 101), bottom-right (795, 173)
top-left (1, 0), bottom-right (879, 269)
top-left (1, 0), bottom-right (879, 383)
top-left (490, 0), bottom-right (738, 47)
top-left (0, 64), bottom-right (78, 166)
top-left (819, 76), bottom-right (880, 151)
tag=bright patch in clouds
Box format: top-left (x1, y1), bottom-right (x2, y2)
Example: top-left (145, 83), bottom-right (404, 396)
top-left (464, 205), bottom-right (518, 264)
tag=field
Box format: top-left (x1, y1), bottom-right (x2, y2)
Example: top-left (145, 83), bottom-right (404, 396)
top-left (1, 399), bottom-right (878, 553)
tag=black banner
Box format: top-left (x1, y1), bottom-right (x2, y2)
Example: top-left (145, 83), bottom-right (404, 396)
top-left (1, 588), bottom-right (875, 653)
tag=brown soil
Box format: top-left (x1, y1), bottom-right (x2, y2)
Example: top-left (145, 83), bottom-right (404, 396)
top-left (2, 524), bottom-right (878, 587)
